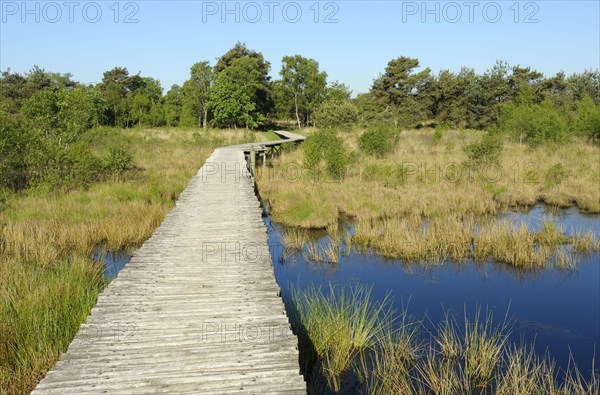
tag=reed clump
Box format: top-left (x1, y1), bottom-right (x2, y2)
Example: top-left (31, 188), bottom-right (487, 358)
top-left (282, 228), bottom-right (309, 251)
top-left (290, 286), bottom-right (599, 394)
top-left (291, 285), bottom-right (393, 392)
top-left (346, 215), bottom-right (595, 269)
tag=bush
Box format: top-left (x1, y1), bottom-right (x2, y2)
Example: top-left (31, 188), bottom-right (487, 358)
top-left (303, 130), bottom-right (348, 179)
top-left (463, 134), bottom-right (503, 165)
top-left (432, 128), bottom-right (443, 144)
top-left (62, 144), bottom-right (103, 186)
top-left (0, 108), bottom-right (28, 191)
top-left (103, 147), bottom-right (134, 176)
top-left (358, 125), bottom-right (398, 158)
top-left (574, 95), bottom-right (600, 142)
top-left (499, 100), bottom-right (569, 145)
top-left (545, 163), bottom-right (569, 187)
top-left (312, 100), bottom-right (359, 129)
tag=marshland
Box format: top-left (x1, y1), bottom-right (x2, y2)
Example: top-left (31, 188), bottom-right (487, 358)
top-left (1, 41), bottom-right (599, 394)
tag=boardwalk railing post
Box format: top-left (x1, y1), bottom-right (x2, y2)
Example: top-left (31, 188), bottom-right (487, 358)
top-left (250, 146), bottom-right (256, 175)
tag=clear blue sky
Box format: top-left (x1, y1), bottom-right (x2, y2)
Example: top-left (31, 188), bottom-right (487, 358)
top-left (1, 1), bottom-right (598, 95)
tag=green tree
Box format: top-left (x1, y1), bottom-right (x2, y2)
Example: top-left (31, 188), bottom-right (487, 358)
top-left (566, 70), bottom-right (600, 104)
top-left (574, 95), bottom-right (600, 141)
top-left (312, 99), bottom-right (359, 129)
top-left (325, 81), bottom-right (352, 102)
top-left (508, 66), bottom-right (544, 104)
top-left (209, 57), bottom-right (268, 128)
top-left (279, 55), bottom-right (327, 127)
top-left (163, 84), bottom-right (184, 126)
top-left (468, 61), bottom-right (512, 128)
top-left (0, 103), bottom-right (28, 191)
top-left (372, 56), bottom-right (433, 127)
top-left (432, 68), bottom-right (475, 128)
top-left (208, 76), bottom-right (264, 129)
top-left (215, 42), bottom-right (273, 117)
top-left (354, 92), bottom-right (394, 127)
top-left (181, 61), bottom-right (214, 129)
top-left (97, 67), bottom-right (147, 126)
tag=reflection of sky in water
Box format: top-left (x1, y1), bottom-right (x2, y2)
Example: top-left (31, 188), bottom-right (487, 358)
top-left (91, 248), bottom-right (131, 280)
top-left (266, 205), bottom-right (600, 378)
top-left (502, 204), bottom-right (600, 236)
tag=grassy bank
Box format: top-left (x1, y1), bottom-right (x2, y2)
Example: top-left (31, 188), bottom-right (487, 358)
top-left (290, 286), bottom-right (599, 394)
top-left (256, 128), bottom-right (600, 266)
top-left (0, 127), bottom-right (258, 394)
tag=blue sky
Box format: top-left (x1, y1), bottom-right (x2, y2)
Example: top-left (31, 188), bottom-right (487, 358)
top-left (1, 1), bottom-right (598, 95)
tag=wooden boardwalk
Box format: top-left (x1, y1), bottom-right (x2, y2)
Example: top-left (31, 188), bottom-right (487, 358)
top-left (32, 132), bottom-right (306, 394)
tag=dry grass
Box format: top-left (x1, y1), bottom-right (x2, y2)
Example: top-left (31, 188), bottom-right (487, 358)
top-left (257, 128), bottom-right (599, 225)
top-left (281, 228), bottom-right (309, 250)
top-left (0, 127), bottom-right (258, 394)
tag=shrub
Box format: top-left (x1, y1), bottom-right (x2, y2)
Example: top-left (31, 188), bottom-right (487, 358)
top-left (312, 100), bottom-right (359, 129)
top-left (545, 163), bottom-right (569, 187)
top-left (499, 100), bottom-right (570, 145)
top-left (358, 125), bottom-right (398, 158)
top-left (432, 128), bottom-right (443, 144)
top-left (574, 95), bottom-right (600, 142)
top-left (0, 108), bottom-right (28, 191)
top-left (463, 134), bottom-right (503, 165)
top-left (63, 144), bottom-right (103, 186)
top-left (103, 147), bottom-right (134, 176)
top-left (303, 130), bottom-right (348, 179)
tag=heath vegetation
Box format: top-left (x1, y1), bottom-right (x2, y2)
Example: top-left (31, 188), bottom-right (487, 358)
top-left (2, 42), bottom-right (599, 393)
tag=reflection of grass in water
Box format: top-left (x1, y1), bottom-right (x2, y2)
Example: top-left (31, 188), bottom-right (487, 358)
top-left (282, 228), bottom-right (309, 251)
top-left (289, 286), bottom-right (599, 394)
top-left (279, 210), bottom-right (598, 270)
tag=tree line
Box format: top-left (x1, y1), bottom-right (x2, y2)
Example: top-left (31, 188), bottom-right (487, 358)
top-left (1, 42), bottom-right (599, 193)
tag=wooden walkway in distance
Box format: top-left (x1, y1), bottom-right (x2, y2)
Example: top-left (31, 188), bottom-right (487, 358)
top-left (32, 132), bottom-right (306, 394)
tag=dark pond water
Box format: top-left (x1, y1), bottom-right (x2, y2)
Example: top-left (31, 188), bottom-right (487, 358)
top-left (91, 247), bottom-right (131, 280)
top-left (265, 204), bottom-right (600, 378)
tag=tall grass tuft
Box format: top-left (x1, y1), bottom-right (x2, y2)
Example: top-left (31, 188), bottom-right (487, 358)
top-left (288, 286), bottom-right (598, 394)
top-left (282, 227), bottom-right (309, 250)
top-left (461, 307), bottom-right (511, 389)
top-left (290, 285), bottom-right (394, 392)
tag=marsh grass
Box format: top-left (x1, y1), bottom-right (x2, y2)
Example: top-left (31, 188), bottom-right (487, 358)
top-left (290, 287), bottom-right (599, 394)
top-left (258, 129), bottom-right (600, 229)
top-left (0, 127), bottom-right (258, 394)
top-left (282, 228), bottom-right (309, 250)
top-left (348, 215), bottom-right (594, 269)
top-left (257, 128), bottom-right (599, 268)
top-left (461, 307), bottom-right (512, 389)
top-left (571, 230), bottom-right (600, 253)
top-left (291, 285), bottom-right (394, 392)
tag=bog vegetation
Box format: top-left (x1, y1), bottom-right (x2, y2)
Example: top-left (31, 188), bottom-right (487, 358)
top-left (290, 286), bottom-right (599, 394)
top-left (1, 42), bottom-right (599, 393)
